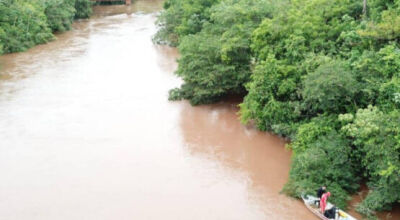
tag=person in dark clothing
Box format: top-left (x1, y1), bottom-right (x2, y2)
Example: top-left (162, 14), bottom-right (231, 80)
top-left (324, 206), bottom-right (337, 219)
top-left (317, 186), bottom-right (327, 198)
top-left (315, 186), bottom-right (326, 207)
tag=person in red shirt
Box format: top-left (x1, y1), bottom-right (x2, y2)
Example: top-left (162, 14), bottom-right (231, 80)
top-left (316, 186), bottom-right (326, 207)
top-left (320, 192), bottom-right (331, 214)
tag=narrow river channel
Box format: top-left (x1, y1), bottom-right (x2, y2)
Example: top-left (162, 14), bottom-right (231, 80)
top-left (2, 1), bottom-right (394, 219)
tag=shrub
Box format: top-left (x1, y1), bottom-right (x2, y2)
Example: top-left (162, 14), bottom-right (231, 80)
top-left (0, 0), bottom-right (54, 53)
top-left (74, 0), bottom-right (92, 19)
top-left (44, 0), bottom-right (76, 32)
top-left (283, 131), bottom-right (359, 209)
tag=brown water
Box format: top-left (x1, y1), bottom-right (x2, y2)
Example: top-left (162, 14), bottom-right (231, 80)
top-left (0, 1), bottom-right (394, 219)
top-left (347, 185), bottom-right (400, 220)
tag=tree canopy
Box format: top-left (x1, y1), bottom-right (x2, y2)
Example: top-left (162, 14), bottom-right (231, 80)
top-left (0, 0), bottom-right (92, 54)
top-left (157, 0), bottom-right (400, 218)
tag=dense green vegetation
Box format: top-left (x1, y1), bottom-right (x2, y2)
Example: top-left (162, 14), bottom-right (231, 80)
top-left (154, 0), bottom-right (220, 46)
top-left (0, 0), bottom-right (92, 54)
top-left (94, 1), bottom-right (127, 5)
top-left (169, 0), bottom-right (277, 105)
top-left (157, 0), bottom-right (400, 218)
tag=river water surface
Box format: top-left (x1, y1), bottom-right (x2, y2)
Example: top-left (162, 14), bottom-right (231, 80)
top-left (0, 1), bottom-right (393, 219)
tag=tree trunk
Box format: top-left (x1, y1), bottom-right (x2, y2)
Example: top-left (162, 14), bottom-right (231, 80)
top-left (363, 0), bottom-right (367, 17)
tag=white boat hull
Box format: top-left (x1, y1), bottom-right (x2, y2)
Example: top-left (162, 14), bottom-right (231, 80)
top-left (301, 194), bottom-right (357, 220)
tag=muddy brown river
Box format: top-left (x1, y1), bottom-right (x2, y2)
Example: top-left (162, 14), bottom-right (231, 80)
top-left (0, 1), bottom-right (398, 219)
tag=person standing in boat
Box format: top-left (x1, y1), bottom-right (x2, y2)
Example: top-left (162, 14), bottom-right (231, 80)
top-left (320, 191), bottom-right (331, 214)
top-left (315, 186), bottom-right (326, 207)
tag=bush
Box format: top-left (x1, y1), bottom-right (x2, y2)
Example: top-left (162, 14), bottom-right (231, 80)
top-left (0, 0), bottom-right (54, 53)
top-left (302, 60), bottom-right (359, 114)
top-left (74, 0), bottom-right (92, 19)
top-left (160, 0), bottom-right (400, 217)
top-left (168, 0), bottom-right (275, 105)
top-left (239, 56), bottom-right (301, 136)
top-left (283, 131), bottom-right (359, 209)
top-left (0, 0), bottom-right (92, 55)
top-left (341, 106), bottom-right (400, 216)
top-left (289, 115), bottom-right (338, 153)
top-left (154, 0), bottom-right (220, 46)
top-left (44, 0), bottom-right (76, 32)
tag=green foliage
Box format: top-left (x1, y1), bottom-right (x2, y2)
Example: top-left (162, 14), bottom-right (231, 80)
top-left (94, 1), bottom-right (126, 5)
top-left (377, 77), bottom-right (400, 110)
top-left (168, 0), bottom-right (275, 105)
top-left (341, 106), bottom-right (400, 216)
top-left (284, 116), bottom-right (359, 209)
top-left (348, 44), bottom-right (400, 111)
top-left (0, 0), bottom-right (92, 55)
top-left (289, 115), bottom-right (338, 153)
top-left (160, 0), bottom-right (400, 216)
top-left (375, 44), bottom-right (400, 78)
top-left (154, 0), bottom-right (220, 46)
top-left (169, 32), bottom-right (242, 105)
top-left (240, 0), bottom-right (399, 217)
top-left (359, 9), bottom-right (400, 41)
top-left (283, 131), bottom-right (359, 209)
top-left (74, 0), bottom-right (92, 19)
top-left (302, 60), bottom-right (359, 114)
top-left (45, 0), bottom-right (92, 31)
top-left (241, 0), bottom-right (363, 134)
top-left (251, 0), bottom-right (362, 62)
top-left (44, 0), bottom-right (76, 32)
top-left (0, 0), bottom-right (54, 53)
top-left (239, 55), bottom-right (301, 136)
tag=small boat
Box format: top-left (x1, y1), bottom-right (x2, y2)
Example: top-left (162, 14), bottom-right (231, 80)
top-left (301, 194), bottom-right (357, 220)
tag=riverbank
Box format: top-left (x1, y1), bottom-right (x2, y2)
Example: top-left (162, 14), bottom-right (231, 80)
top-left (156, 0), bottom-right (400, 218)
top-left (1, 1), bottom-right (399, 219)
top-left (0, 1), bottom-right (316, 219)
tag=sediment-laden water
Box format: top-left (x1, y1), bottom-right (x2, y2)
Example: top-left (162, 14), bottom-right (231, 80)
top-left (1, 1), bottom-right (397, 219)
